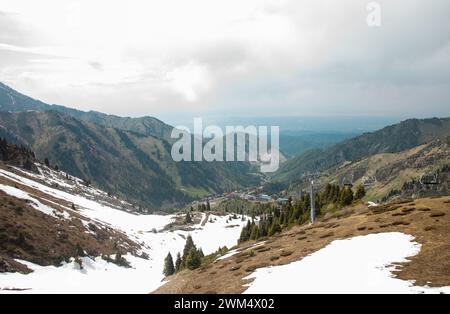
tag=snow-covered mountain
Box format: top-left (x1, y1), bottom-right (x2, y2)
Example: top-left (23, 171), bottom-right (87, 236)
top-left (0, 161), bottom-right (248, 293)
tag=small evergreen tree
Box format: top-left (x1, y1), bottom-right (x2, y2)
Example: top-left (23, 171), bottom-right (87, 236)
top-left (239, 220), bottom-right (252, 243)
top-left (182, 235), bottom-right (196, 264)
top-left (185, 211), bottom-right (193, 224)
top-left (269, 219), bottom-right (282, 236)
top-left (339, 187), bottom-right (354, 206)
top-left (175, 253), bottom-right (182, 272)
top-left (163, 252), bottom-right (176, 276)
top-left (355, 185), bottom-right (366, 200)
top-left (186, 248), bottom-right (202, 270)
top-left (249, 223), bottom-right (259, 240)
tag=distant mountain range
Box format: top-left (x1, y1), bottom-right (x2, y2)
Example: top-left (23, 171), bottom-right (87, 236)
top-left (2, 82), bottom-right (450, 209)
top-left (0, 83), bottom-right (260, 209)
top-left (279, 131), bottom-right (358, 157)
top-left (274, 117), bottom-right (450, 184)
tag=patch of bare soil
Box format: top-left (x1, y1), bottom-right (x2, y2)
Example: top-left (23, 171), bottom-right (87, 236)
top-left (153, 196), bottom-right (450, 294)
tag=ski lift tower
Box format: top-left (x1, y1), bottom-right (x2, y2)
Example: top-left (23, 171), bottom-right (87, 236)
top-left (310, 180), bottom-right (316, 224)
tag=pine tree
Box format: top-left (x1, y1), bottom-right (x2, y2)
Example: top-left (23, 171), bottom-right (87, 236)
top-left (186, 248), bottom-right (202, 270)
top-left (269, 219), bottom-right (282, 236)
top-left (340, 187), bottom-right (354, 206)
top-left (239, 220), bottom-right (252, 243)
top-left (182, 235), bottom-right (196, 264)
top-left (258, 219), bottom-right (269, 238)
top-left (206, 201), bottom-right (211, 211)
top-left (175, 252), bottom-right (182, 272)
top-left (185, 211), bottom-right (193, 224)
top-left (355, 185), bottom-right (366, 200)
top-left (163, 252), bottom-right (175, 276)
top-left (249, 223), bottom-right (259, 240)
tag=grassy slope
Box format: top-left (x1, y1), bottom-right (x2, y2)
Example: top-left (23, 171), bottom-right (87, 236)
top-left (154, 196), bottom-right (450, 294)
top-left (274, 118), bottom-right (450, 183)
top-left (282, 137), bottom-right (450, 202)
top-left (0, 165), bottom-right (140, 273)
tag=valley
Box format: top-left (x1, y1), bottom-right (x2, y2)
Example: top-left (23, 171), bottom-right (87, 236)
top-left (0, 161), bottom-right (249, 293)
top-left (1, 83), bottom-right (450, 295)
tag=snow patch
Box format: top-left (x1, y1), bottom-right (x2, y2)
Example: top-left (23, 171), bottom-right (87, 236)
top-left (244, 232), bottom-right (450, 294)
top-left (0, 167), bottom-right (249, 294)
top-left (0, 184), bottom-right (67, 219)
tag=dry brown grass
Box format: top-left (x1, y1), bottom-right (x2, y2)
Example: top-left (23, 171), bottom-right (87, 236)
top-left (0, 167), bottom-right (141, 274)
top-left (154, 196), bottom-right (450, 294)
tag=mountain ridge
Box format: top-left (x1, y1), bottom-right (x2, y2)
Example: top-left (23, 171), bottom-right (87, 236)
top-left (0, 110), bottom-right (260, 209)
top-left (273, 117), bottom-right (450, 183)
top-left (0, 82), bottom-right (173, 141)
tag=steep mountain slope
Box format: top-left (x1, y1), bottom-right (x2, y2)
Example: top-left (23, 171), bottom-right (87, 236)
top-left (0, 162), bottom-right (142, 275)
top-left (0, 82), bottom-right (173, 141)
top-left (282, 137), bottom-right (450, 202)
top-left (274, 118), bottom-right (450, 183)
top-left (0, 111), bottom-right (259, 209)
top-left (329, 137), bottom-right (450, 201)
top-left (0, 156), bottom-right (248, 293)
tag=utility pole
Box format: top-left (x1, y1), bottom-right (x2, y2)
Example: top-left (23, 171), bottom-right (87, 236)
top-left (310, 180), bottom-right (315, 224)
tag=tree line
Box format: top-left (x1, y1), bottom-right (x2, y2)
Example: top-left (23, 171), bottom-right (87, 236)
top-left (238, 183), bottom-right (366, 243)
top-left (163, 235), bottom-right (205, 276)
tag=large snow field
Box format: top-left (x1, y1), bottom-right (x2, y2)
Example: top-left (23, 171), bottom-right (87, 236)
top-left (0, 214), bottom-right (245, 294)
top-left (0, 167), bottom-right (247, 294)
top-left (244, 232), bottom-right (450, 294)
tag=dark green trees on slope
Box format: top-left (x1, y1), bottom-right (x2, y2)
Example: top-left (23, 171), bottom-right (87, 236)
top-left (163, 235), bottom-right (205, 276)
top-left (238, 184), bottom-right (366, 243)
top-left (163, 253), bottom-right (176, 276)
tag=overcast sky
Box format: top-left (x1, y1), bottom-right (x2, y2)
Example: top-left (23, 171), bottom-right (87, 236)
top-left (0, 0), bottom-right (449, 122)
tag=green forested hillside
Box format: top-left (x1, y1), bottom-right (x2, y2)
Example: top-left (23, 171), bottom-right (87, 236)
top-left (0, 110), bottom-right (259, 209)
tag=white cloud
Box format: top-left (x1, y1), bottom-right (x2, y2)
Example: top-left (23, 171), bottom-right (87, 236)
top-left (0, 0), bottom-right (449, 118)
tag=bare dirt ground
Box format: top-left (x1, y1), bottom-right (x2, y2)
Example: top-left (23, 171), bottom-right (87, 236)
top-left (154, 196), bottom-right (450, 294)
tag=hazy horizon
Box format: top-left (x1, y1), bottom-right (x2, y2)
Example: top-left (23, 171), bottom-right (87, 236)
top-left (1, 80), bottom-right (445, 134)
